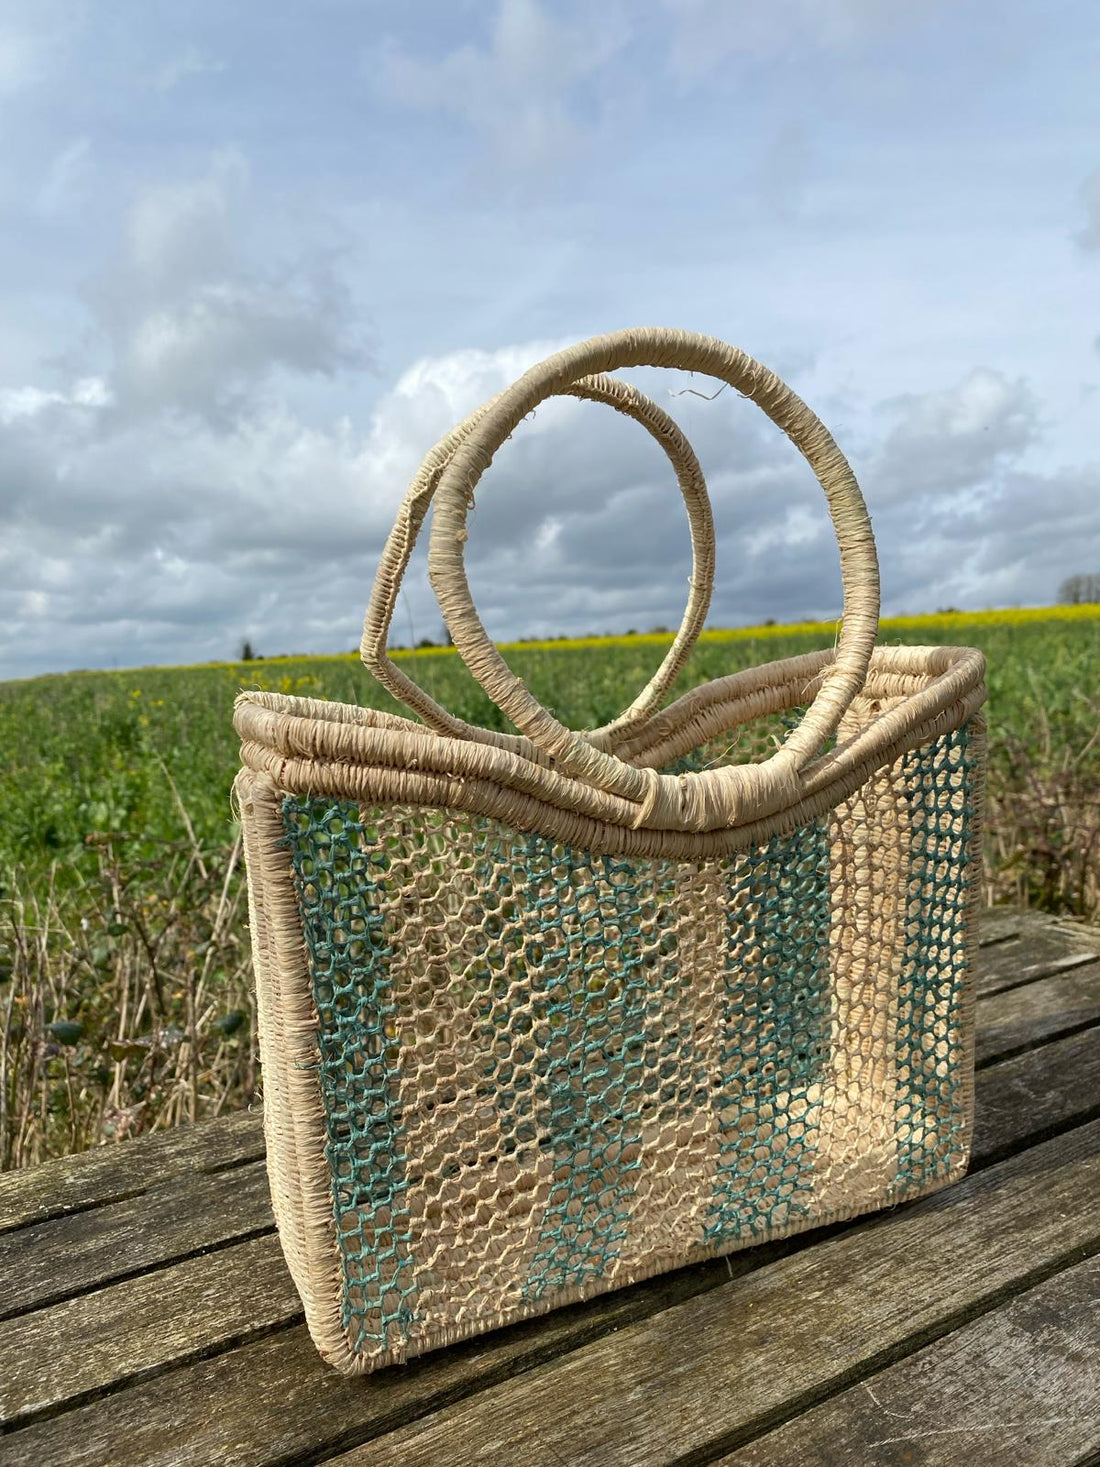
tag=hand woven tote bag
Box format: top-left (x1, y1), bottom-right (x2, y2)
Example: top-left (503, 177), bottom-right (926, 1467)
top-left (234, 327), bottom-right (987, 1375)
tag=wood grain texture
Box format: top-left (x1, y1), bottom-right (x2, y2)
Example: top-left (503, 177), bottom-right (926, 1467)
top-left (971, 1027), bottom-right (1100, 1162)
top-left (974, 934), bottom-right (1098, 998)
top-left (1, 1009), bottom-right (1096, 1462)
top-left (5, 1064), bottom-right (1095, 1467)
top-left (333, 1120), bottom-right (1100, 1467)
top-left (976, 908), bottom-right (1091, 951)
top-left (0, 1250), bottom-right (772, 1467)
top-left (0, 1163), bottom-right (272, 1319)
top-left (0, 1111), bottom-right (264, 1233)
top-left (975, 909), bottom-right (1024, 946)
top-left (718, 1254), bottom-right (1100, 1466)
top-left (975, 961), bottom-right (1100, 1067)
top-left (0, 912), bottom-right (1096, 1466)
top-left (0, 1234), bottom-right (300, 1426)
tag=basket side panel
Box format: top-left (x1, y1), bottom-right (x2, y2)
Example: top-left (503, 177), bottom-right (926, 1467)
top-left (889, 717), bottom-right (982, 1198)
top-left (818, 702), bottom-right (982, 1212)
top-left (897, 715), bottom-right (979, 1197)
top-left (816, 700), bottom-right (911, 1213)
top-left (262, 707), bottom-right (984, 1374)
top-left (702, 817), bottom-right (834, 1242)
top-left (956, 713), bottom-right (986, 1173)
top-left (236, 771), bottom-right (352, 1370)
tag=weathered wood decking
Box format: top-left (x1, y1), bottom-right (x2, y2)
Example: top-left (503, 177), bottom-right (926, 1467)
top-left (0, 909), bottom-right (1097, 1466)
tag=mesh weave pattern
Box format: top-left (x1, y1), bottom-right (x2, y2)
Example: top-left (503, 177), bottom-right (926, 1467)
top-left (706, 817), bottom-right (831, 1242)
top-left (893, 725), bottom-right (975, 1196)
top-left (281, 717), bottom-right (977, 1363)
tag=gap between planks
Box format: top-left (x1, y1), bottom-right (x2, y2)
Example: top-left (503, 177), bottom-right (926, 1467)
top-left (0, 1109), bottom-right (265, 1234)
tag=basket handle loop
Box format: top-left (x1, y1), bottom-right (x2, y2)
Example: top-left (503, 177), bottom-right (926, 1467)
top-left (426, 327), bottom-right (880, 831)
top-left (362, 372), bottom-right (715, 746)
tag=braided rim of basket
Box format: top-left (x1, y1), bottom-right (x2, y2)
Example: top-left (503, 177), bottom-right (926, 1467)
top-left (235, 642), bottom-right (985, 860)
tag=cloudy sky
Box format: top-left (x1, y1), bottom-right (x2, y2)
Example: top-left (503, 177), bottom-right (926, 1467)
top-left (1, 0), bottom-right (1098, 680)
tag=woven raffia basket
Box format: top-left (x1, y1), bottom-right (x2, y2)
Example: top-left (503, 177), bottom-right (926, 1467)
top-left (234, 328), bottom-right (987, 1375)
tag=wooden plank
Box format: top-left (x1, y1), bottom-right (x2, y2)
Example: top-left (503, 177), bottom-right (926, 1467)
top-left (972, 1027), bottom-right (1100, 1163)
top-left (0, 1250), bottom-right (766, 1467)
top-left (976, 908), bottom-right (1024, 945)
top-left (0, 1234), bottom-right (300, 1427)
top-left (0, 1164), bottom-right (272, 1320)
top-left (975, 961), bottom-right (1100, 1067)
top-left (0, 1111), bottom-right (264, 1233)
top-left (1, 1017), bottom-right (1096, 1460)
top-left (978, 908), bottom-right (1089, 950)
top-left (974, 932), bottom-right (1098, 999)
top-left (329, 1119), bottom-right (1100, 1467)
top-left (718, 1254), bottom-right (1100, 1466)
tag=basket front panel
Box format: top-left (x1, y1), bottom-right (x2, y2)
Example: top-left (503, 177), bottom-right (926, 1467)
top-left (277, 719), bottom-right (979, 1368)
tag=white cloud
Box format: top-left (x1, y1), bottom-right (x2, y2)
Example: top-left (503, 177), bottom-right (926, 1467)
top-left (85, 151), bottom-right (365, 424)
top-left (374, 0), bottom-right (630, 174)
top-left (145, 43), bottom-right (224, 93)
top-left (0, 331), bottom-right (1096, 679)
top-left (867, 369), bottom-right (1040, 503)
top-left (874, 458), bottom-right (1100, 614)
top-left (0, 375), bottom-right (110, 424)
top-left (0, 337), bottom-right (775, 675)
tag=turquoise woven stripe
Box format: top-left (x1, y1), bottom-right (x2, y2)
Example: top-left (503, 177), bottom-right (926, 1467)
top-left (522, 835), bottom-right (650, 1300)
top-left (281, 796), bottom-right (417, 1355)
top-left (705, 817), bottom-right (832, 1243)
top-left (894, 724), bottom-right (975, 1197)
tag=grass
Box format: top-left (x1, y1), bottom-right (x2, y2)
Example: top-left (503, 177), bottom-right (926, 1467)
top-left (1, 605), bottom-right (1098, 1166)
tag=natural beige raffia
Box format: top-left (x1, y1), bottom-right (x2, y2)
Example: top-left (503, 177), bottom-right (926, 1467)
top-left (234, 327), bottom-right (987, 1375)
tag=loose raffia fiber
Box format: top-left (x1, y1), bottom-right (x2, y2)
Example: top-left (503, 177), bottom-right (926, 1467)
top-left (234, 328), bottom-right (987, 1373)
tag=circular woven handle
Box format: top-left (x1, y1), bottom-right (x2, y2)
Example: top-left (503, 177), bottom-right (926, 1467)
top-left (362, 372), bottom-right (715, 745)
top-left (427, 327), bottom-right (880, 832)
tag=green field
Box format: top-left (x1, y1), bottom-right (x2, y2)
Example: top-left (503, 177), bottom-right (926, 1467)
top-left (1, 606), bottom-right (1097, 1165)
